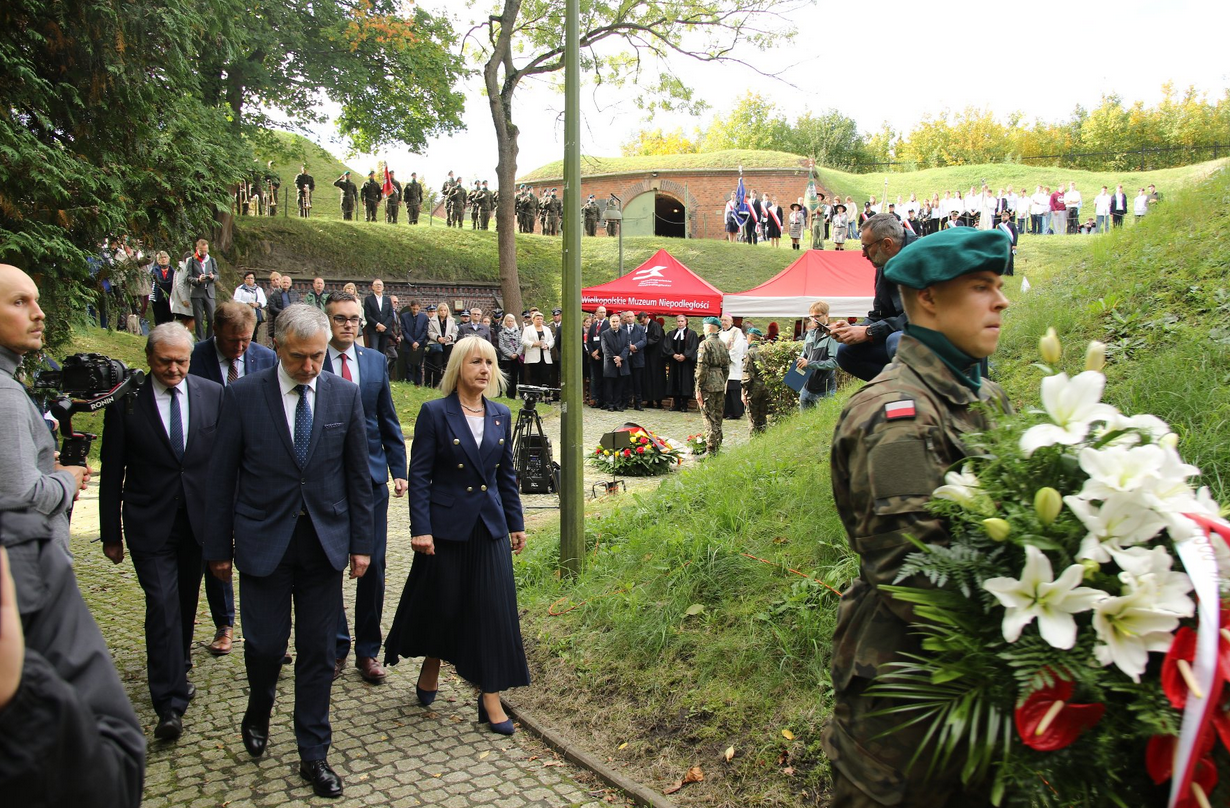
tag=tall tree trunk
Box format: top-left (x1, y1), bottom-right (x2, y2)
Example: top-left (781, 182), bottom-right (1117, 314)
top-left (485, 0), bottom-right (524, 318)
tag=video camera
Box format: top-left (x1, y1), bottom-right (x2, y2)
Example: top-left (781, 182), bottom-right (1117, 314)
top-left (517, 384), bottom-right (560, 409)
top-left (33, 353), bottom-right (144, 466)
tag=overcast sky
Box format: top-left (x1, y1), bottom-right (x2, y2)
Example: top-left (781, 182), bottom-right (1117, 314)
top-left (304, 0), bottom-right (1230, 183)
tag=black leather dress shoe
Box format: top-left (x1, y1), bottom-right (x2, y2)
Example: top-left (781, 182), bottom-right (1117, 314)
top-left (154, 711), bottom-right (183, 741)
top-left (241, 710), bottom-right (270, 758)
top-left (299, 759), bottom-right (343, 798)
top-left (186, 682), bottom-right (196, 702)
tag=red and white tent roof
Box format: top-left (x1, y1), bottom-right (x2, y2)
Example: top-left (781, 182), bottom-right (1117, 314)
top-left (581, 249), bottom-right (724, 316)
top-left (722, 250), bottom-right (876, 319)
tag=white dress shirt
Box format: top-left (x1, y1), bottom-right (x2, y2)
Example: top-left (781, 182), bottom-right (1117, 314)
top-left (150, 375), bottom-right (190, 453)
top-left (327, 345), bottom-right (360, 387)
top-left (277, 363), bottom-right (317, 438)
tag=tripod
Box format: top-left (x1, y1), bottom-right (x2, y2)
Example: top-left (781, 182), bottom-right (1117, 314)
top-left (511, 398), bottom-right (557, 494)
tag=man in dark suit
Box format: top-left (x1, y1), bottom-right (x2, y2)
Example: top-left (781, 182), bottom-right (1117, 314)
top-left (621, 310), bottom-right (646, 411)
top-left (321, 292), bottom-right (407, 684)
top-left (1110, 183), bottom-right (1129, 228)
top-left (100, 323), bottom-right (225, 741)
top-left (399, 299), bottom-right (429, 385)
top-left (204, 304), bottom-right (373, 798)
top-left (547, 307), bottom-right (563, 389)
top-left (362, 278), bottom-right (395, 355)
top-left (459, 306), bottom-right (492, 344)
top-left (586, 305), bottom-right (609, 407)
top-left (187, 301), bottom-right (277, 655)
top-left (266, 274), bottom-right (299, 336)
top-left (600, 312), bottom-right (630, 412)
top-left (639, 312), bottom-right (666, 408)
top-left (186, 238), bottom-right (218, 340)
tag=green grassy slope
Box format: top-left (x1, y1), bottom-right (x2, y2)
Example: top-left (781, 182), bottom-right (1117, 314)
top-left (249, 131), bottom-right (362, 221)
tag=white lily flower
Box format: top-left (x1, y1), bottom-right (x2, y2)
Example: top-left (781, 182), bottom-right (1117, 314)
top-left (1067, 494), bottom-right (1167, 563)
top-left (1076, 444), bottom-right (1167, 499)
top-left (933, 468), bottom-right (994, 514)
top-left (1019, 372), bottom-right (1119, 456)
top-left (1099, 412), bottom-right (1173, 446)
top-left (1091, 587), bottom-right (1181, 681)
top-left (1110, 546), bottom-right (1195, 618)
top-left (983, 545), bottom-right (1104, 649)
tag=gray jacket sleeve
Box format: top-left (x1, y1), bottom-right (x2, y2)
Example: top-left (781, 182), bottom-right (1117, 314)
top-left (0, 387), bottom-right (76, 519)
top-left (0, 535), bottom-right (146, 806)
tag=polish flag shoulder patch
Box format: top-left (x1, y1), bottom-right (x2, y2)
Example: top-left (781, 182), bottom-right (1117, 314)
top-left (884, 399), bottom-right (916, 420)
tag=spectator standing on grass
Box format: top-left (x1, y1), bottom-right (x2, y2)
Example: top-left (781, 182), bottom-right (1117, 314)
top-left (1134, 187), bottom-right (1149, 221)
top-left (1093, 186), bottom-right (1112, 233)
top-left (1065, 182), bottom-right (1082, 234)
top-left (1110, 184), bottom-right (1129, 227)
top-left (497, 314), bottom-right (522, 398)
top-left (1147, 184), bottom-right (1162, 210)
top-left (1029, 185), bottom-right (1048, 235)
top-left (788, 202), bottom-right (806, 250)
top-left (1048, 184), bottom-right (1066, 236)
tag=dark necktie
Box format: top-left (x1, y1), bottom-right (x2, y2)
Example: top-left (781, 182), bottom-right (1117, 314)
top-left (227, 358), bottom-right (238, 385)
top-left (339, 352), bottom-right (352, 382)
top-left (167, 386), bottom-right (184, 461)
top-left (294, 384), bottom-right (312, 466)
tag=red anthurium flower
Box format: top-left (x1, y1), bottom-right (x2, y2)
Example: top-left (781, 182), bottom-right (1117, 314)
top-left (1163, 627), bottom-right (1200, 710)
top-left (637, 446), bottom-right (645, 454)
top-left (1146, 731), bottom-right (1217, 784)
top-left (1014, 677), bottom-right (1105, 751)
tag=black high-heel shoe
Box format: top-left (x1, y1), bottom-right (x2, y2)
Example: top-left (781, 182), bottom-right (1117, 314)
top-left (477, 698), bottom-right (515, 735)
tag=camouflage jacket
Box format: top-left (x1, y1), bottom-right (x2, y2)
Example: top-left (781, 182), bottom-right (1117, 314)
top-left (828, 335), bottom-right (1010, 692)
top-left (694, 333), bottom-right (730, 393)
top-left (741, 342), bottom-right (770, 398)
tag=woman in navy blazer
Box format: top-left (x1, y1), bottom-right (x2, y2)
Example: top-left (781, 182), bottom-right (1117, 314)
top-left (384, 336), bottom-right (529, 735)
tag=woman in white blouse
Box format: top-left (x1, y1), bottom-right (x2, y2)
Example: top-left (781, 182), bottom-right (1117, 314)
top-left (520, 311), bottom-right (554, 387)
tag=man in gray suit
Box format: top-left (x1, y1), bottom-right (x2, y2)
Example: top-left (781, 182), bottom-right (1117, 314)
top-left (186, 239), bottom-right (218, 340)
top-left (204, 304), bottom-right (373, 799)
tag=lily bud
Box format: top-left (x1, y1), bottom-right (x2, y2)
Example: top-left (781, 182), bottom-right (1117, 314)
top-left (1035, 487), bottom-right (1063, 526)
top-left (1160, 433), bottom-right (1179, 450)
top-left (1039, 327), bottom-right (1062, 365)
top-left (982, 518), bottom-right (1012, 542)
top-left (1080, 558), bottom-right (1101, 579)
top-left (1084, 341), bottom-right (1107, 372)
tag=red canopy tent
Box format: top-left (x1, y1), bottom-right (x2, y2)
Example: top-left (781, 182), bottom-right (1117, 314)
top-left (581, 249), bottom-right (724, 316)
top-left (722, 250), bottom-right (876, 320)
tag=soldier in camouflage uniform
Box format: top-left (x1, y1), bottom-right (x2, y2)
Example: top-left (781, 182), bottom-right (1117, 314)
top-left (333, 171), bottom-right (359, 220)
top-left (468, 182), bottom-right (482, 229)
top-left (545, 189), bottom-right (562, 236)
top-left (694, 316), bottom-right (730, 455)
top-left (360, 171), bottom-right (383, 222)
top-left (448, 180), bottom-right (467, 227)
top-left (741, 327), bottom-right (770, 434)
top-left (822, 227), bottom-right (1012, 808)
top-left (582, 195), bottom-right (599, 236)
top-left (478, 180), bottom-right (494, 230)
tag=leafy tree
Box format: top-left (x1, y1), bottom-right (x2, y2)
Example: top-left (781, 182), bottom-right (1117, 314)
top-left (471, 0), bottom-right (798, 317)
top-left (699, 91), bottom-right (791, 152)
top-left (782, 109), bottom-right (864, 170)
top-left (620, 128), bottom-right (701, 157)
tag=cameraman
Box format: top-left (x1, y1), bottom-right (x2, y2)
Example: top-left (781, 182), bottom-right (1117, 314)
top-left (0, 265), bottom-right (145, 805)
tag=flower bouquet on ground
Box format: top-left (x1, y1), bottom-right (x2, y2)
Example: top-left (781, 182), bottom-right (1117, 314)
top-left (869, 331), bottom-right (1230, 807)
top-left (685, 433), bottom-right (707, 456)
top-left (588, 424), bottom-right (684, 477)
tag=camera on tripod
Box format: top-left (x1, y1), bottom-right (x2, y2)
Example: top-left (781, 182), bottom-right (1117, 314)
top-left (517, 384), bottom-right (559, 408)
top-left (512, 386), bottom-right (560, 494)
top-left (33, 353), bottom-right (144, 466)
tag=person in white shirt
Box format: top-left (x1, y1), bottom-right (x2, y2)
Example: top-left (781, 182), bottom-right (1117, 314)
top-left (979, 188), bottom-right (997, 230)
top-left (719, 314), bottom-right (746, 419)
top-left (1030, 185), bottom-right (1049, 235)
top-left (1093, 186), bottom-right (1112, 233)
top-left (1064, 182), bottom-right (1082, 234)
top-left (1133, 187), bottom-right (1149, 220)
top-left (233, 271), bottom-right (268, 342)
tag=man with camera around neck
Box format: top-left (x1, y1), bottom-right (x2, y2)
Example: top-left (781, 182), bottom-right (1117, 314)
top-left (0, 264), bottom-right (146, 806)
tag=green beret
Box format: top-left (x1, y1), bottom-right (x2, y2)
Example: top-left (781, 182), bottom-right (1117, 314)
top-left (703, 316), bottom-right (722, 327)
top-left (747, 327), bottom-right (764, 338)
top-left (883, 227), bottom-right (1010, 289)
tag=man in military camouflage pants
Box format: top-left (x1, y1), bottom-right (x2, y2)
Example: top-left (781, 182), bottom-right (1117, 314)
top-left (694, 316), bottom-right (730, 455)
top-left (822, 228), bottom-right (1010, 807)
top-left (741, 327), bottom-right (770, 434)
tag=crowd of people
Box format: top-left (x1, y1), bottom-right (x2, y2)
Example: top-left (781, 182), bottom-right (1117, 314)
top-left (726, 181), bottom-right (1164, 249)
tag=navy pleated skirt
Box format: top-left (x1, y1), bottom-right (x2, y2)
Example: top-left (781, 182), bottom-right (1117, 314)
top-left (383, 525), bottom-right (530, 693)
